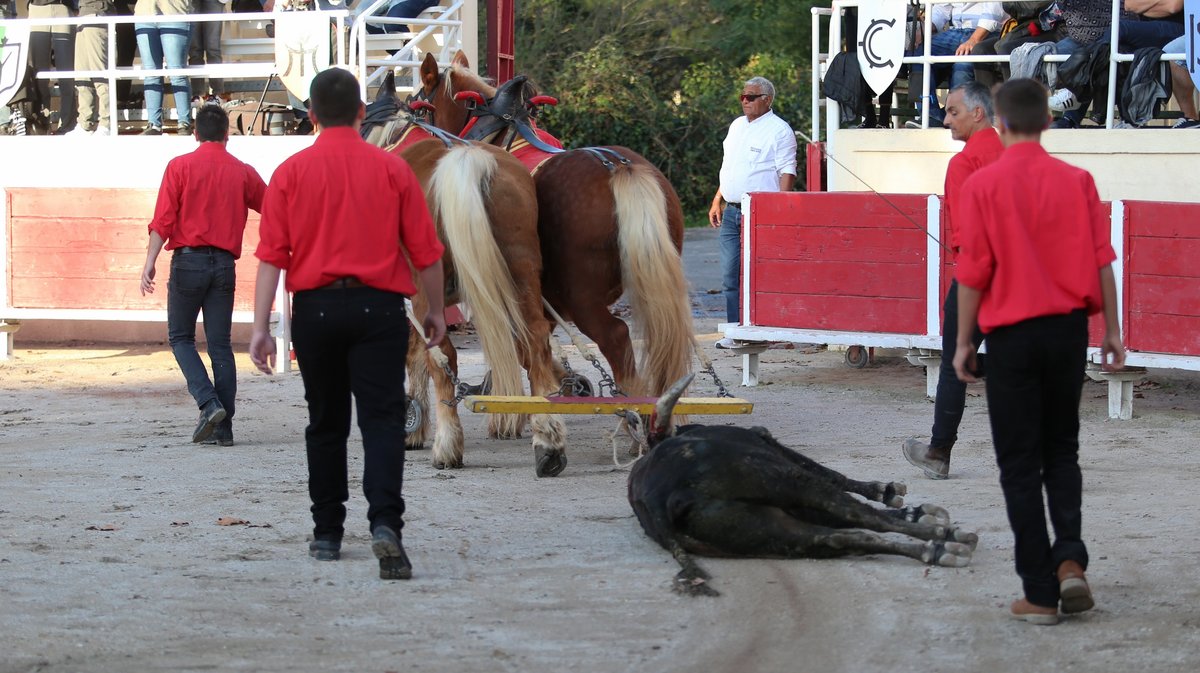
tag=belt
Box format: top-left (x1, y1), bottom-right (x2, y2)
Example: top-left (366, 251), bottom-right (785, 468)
top-left (315, 277), bottom-right (367, 290)
top-left (727, 202), bottom-right (741, 210)
top-left (175, 246), bottom-right (228, 255)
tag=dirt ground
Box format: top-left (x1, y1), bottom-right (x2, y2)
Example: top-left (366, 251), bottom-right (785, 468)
top-left (2, 317), bottom-right (1199, 673)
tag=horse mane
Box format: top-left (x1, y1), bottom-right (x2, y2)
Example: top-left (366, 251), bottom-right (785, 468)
top-left (447, 64), bottom-right (497, 98)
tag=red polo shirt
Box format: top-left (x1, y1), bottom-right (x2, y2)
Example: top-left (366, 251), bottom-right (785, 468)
top-left (255, 126), bottom-right (444, 294)
top-left (944, 126), bottom-right (1004, 254)
top-left (148, 142), bottom-right (267, 258)
top-left (955, 142), bottom-right (1116, 333)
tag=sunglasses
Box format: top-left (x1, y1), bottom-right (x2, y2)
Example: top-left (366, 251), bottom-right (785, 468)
top-left (740, 93), bottom-right (769, 102)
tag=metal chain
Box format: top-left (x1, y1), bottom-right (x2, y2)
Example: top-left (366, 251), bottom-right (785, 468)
top-left (702, 360), bottom-right (733, 398)
top-left (584, 352), bottom-right (624, 397)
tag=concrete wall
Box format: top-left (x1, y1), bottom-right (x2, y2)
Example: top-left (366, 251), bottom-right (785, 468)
top-left (827, 129), bottom-right (1200, 204)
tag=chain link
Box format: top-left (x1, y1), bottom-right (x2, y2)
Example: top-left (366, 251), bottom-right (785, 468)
top-left (702, 360), bottom-right (733, 398)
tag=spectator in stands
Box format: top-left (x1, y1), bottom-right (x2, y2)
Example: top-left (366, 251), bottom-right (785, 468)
top-left (134, 0), bottom-right (194, 135)
top-left (189, 0), bottom-right (229, 101)
top-left (249, 68), bottom-right (446, 579)
top-left (140, 105), bottom-right (267, 447)
top-left (65, 0), bottom-right (114, 136)
top-left (953, 78), bottom-right (1124, 625)
top-left (903, 81), bottom-right (1004, 480)
top-left (972, 1), bottom-right (1066, 88)
top-left (1162, 34), bottom-right (1198, 128)
top-left (28, 0), bottom-right (77, 133)
top-left (708, 76), bottom-right (797, 348)
top-left (905, 2), bottom-right (1005, 128)
top-left (364, 0), bottom-right (437, 36)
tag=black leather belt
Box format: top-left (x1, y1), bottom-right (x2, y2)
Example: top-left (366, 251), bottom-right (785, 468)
top-left (728, 202), bottom-right (741, 210)
top-left (315, 277), bottom-right (367, 290)
top-left (175, 246), bottom-right (228, 254)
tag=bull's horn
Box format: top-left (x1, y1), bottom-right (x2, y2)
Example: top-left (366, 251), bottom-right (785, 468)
top-left (653, 373), bottom-right (694, 435)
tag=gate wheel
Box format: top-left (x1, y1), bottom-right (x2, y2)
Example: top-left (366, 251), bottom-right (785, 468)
top-left (845, 345), bottom-right (870, 369)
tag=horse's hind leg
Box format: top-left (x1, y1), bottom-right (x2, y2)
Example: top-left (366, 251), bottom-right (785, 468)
top-left (569, 301), bottom-right (641, 396)
top-left (427, 339), bottom-right (466, 469)
top-left (405, 324), bottom-right (432, 449)
top-left (520, 311), bottom-right (568, 478)
top-left (752, 428), bottom-right (907, 507)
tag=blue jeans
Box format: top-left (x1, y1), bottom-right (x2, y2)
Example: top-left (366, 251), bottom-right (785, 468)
top-left (365, 0), bottom-right (438, 35)
top-left (136, 22), bottom-right (192, 129)
top-left (931, 280), bottom-right (984, 448)
top-left (908, 28), bottom-right (983, 122)
top-left (167, 248), bottom-right (236, 420)
top-left (718, 204), bottom-right (742, 324)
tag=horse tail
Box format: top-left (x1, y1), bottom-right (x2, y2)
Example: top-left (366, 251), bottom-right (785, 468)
top-left (610, 162), bottom-right (694, 397)
top-left (430, 144), bottom-right (531, 436)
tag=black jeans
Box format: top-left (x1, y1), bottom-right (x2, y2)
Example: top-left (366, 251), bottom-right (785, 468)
top-left (931, 280), bottom-right (984, 448)
top-left (291, 286), bottom-right (410, 542)
top-left (167, 248), bottom-right (236, 418)
top-left (984, 310), bottom-right (1089, 607)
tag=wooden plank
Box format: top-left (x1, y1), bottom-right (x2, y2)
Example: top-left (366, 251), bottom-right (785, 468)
top-left (753, 259), bottom-right (923, 299)
top-left (1127, 313), bottom-right (1200, 356)
top-left (7, 187), bottom-right (158, 219)
top-left (752, 227), bottom-right (926, 264)
top-left (752, 192), bottom-right (928, 229)
top-left (1126, 274), bottom-right (1200, 317)
top-left (1126, 237), bottom-right (1200, 279)
top-left (464, 396), bottom-right (755, 415)
top-left (1125, 201), bottom-right (1200, 239)
top-left (754, 292), bottom-right (925, 334)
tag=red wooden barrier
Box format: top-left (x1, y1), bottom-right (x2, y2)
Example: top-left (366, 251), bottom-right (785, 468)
top-left (6, 188), bottom-right (262, 312)
top-left (1124, 201), bottom-right (1200, 357)
top-left (750, 192), bottom-right (928, 334)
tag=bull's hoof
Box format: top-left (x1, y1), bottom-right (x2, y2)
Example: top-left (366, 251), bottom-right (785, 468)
top-left (924, 540), bottom-right (973, 567)
top-left (884, 481), bottom-right (906, 508)
top-left (534, 448), bottom-right (567, 477)
top-left (915, 504), bottom-right (951, 525)
top-left (949, 527), bottom-right (979, 550)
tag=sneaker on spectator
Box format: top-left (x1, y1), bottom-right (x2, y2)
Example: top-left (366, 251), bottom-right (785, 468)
top-left (1048, 88), bottom-right (1081, 112)
top-left (1172, 118), bottom-right (1200, 129)
top-left (63, 126), bottom-right (92, 137)
top-left (903, 120), bottom-right (923, 129)
top-left (141, 126), bottom-right (163, 136)
top-left (93, 125), bottom-right (111, 136)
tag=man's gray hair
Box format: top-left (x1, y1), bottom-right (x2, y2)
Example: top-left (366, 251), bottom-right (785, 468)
top-left (745, 76), bottom-right (776, 98)
top-left (953, 81), bottom-right (994, 122)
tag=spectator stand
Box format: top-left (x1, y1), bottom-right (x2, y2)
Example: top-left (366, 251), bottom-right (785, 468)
top-left (725, 1), bottom-right (1200, 419)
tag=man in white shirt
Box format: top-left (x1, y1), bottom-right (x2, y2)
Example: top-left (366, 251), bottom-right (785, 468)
top-left (708, 76), bottom-right (797, 348)
top-left (905, 2), bottom-right (1005, 127)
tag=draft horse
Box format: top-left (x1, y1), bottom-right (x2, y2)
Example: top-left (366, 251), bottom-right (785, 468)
top-left (414, 52), bottom-right (695, 400)
top-left (630, 375), bottom-right (979, 596)
top-left (361, 74), bottom-right (568, 476)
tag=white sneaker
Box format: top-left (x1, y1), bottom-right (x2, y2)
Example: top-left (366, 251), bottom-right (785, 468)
top-left (1048, 88), bottom-right (1081, 112)
top-left (93, 125), bottom-right (111, 136)
top-left (62, 126), bottom-right (92, 137)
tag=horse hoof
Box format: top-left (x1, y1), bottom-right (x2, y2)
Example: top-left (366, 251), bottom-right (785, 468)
top-left (432, 457), bottom-right (464, 470)
top-left (535, 448), bottom-right (567, 477)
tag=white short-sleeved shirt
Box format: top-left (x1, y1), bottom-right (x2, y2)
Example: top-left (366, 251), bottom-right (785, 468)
top-left (718, 110), bottom-right (798, 204)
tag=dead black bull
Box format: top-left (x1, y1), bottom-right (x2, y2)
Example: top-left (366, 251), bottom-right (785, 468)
top-left (628, 375), bottom-right (978, 596)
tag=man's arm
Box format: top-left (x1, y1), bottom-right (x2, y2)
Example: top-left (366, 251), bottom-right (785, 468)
top-left (140, 231), bottom-right (166, 296)
top-left (1124, 0), bottom-right (1182, 18)
top-left (709, 189), bottom-right (724, 228)
top-left (778, 174), bottom-right (795, 192)
top-left (249, 262), bottom-right (282, 375)
top-left (416, 260), bottom-right (447, 348)
top-left (1098, 264), bottom-right (1126, 371)
top-left (952, 283), bottom-right (983, 382)
top-left (955, 26), bottom-right (993, 56)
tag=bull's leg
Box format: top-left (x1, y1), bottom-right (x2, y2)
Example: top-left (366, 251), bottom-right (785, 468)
top-left (679, 501), bottom-right (972, 568)
top-left (427, 339), bottom-right (466, 470)
top-left (405, 324), bottom-right (432, 449)
top-left (752, 428), bottom-right (907, 507)
top-left (669, 543), bottom-right (719, 597)
top-left (886, 504), bottom-right (952, 526)
top-left (768, 475), bottom-right (978, 550)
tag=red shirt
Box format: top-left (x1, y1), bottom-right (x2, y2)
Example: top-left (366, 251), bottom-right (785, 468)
top-left (148, 142), bottom-right (267, 259)
top-left (255, 126), bottom-right (444, 294)
top-left (944, 126), bottom-right (1003, 254)
top-left (955, 142), bottom-right (1116, 333)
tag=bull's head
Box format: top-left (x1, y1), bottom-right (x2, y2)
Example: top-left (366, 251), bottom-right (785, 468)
top-left (647, 373), bottom-right (694, 448)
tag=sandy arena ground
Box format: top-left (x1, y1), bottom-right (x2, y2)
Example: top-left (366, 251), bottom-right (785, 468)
top-left (2, 318), bottom-right (1199, 673)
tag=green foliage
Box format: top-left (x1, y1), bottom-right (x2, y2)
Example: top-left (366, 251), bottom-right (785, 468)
top-left (511, 1), bottom-right (820, 220)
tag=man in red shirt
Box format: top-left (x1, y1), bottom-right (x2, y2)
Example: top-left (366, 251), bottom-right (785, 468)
top-left (249, 68), bottom-right (446, 581)
top-left (953, 78), bottom-right (1125, 625)
top-left (140, 105), bottom-right (267, 447)
top-left (904, 81), bottom-right (1004, 480)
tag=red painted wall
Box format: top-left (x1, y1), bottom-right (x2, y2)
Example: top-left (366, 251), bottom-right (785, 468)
top-left (6, 188), bottom-right (262, 311)
top-left (1123, 201), bottom-right (1200, 356)
top-left (750, 192), bottom-right (928, 334)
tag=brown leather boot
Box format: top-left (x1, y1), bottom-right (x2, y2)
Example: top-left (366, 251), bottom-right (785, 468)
top-left (902, 438), bottom-right (951, 479)
top-left (1057, 560), bottom-right (1095, 614)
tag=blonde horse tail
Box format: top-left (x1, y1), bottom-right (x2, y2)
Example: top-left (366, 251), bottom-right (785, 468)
top-left (610, 163), bottom-right (694, 397)
top-left (430, 144), bottom-right (531, 436)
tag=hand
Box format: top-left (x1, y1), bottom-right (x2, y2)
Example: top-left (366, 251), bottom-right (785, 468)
top-left (1099, 332), bottom-right (1126, 372)
top-left (952, 342), bottom-right (978, 383)
top-left (708, 202), bottom-right (722, 228)
top-left (423, 311), bottom-right (447, 349)
top-left (249, 329), bottom-right (277, 375)
top-left (140, 266), bottom-right (156, 296)
top-left (955, 40), bottom-right (977, 57)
